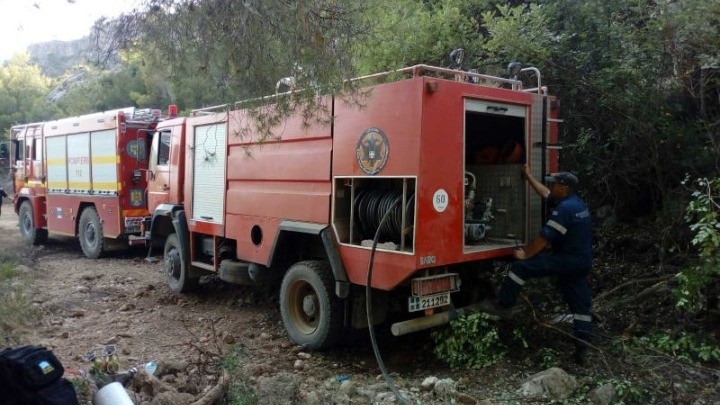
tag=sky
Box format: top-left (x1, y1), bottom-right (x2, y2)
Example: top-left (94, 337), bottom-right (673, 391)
top-left (0, 0), bottom-right (141, 61)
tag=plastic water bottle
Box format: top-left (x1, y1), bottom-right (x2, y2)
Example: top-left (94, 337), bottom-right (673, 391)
top-left (144, 360), bottom-right (157, 376)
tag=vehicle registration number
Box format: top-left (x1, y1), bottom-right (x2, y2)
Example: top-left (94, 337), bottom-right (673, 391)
top-left (408, 292), bottom-right (450, 312)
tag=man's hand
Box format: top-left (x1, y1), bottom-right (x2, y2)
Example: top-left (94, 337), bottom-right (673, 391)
top-left (521, 165), bottom-right (531, 180)
top-left (513, 248), bottom-right (527, 260)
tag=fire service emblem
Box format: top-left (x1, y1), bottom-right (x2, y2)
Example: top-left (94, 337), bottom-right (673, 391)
top-left (130, 189), bottom-right (144, 207)
top-left (356, 127), bottom-right (389, 175)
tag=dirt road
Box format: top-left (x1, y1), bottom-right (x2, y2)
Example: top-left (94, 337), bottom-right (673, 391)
top-left (0, 203), bottom-right (477, 403)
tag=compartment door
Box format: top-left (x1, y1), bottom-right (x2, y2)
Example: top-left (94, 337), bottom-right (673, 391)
top-left (192, 123), bottom-right (226, 224)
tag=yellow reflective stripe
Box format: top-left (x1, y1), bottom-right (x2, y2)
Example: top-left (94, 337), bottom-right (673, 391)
top-left (49, 182), bottom-right (119, 190)
top-left (91, 156), bottom-right (118, 164)
top-left (573, 314), bottom-right (592, 322)
top-left (68, 182), bottom-right (91, 189)
top-left (547, 219), bottom-right (567, 235)
top-left (47, 158), bottom-right (66, 165)
top-left (93, 182), bottom-right (119, 190)
top-left (508, 271), bottom-right (525, 286)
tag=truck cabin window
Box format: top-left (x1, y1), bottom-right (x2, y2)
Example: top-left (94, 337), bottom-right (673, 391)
top-left (158, 131), bottom-right (171, 166)
top-left (34, 138), bottom-right (43, 161)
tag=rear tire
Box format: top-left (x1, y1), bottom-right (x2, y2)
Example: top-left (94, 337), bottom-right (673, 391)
top-left (18, 201), bottom-right (47, 245)
top-left (280, 260), bottom-right (343, 350)
top-left (164, 233), bottom-right (199, 293)
top-left (79, 207), bottom-right (104, 259)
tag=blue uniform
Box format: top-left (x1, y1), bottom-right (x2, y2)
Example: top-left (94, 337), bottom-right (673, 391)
top-left (499, 192), bottom-right (593, 349)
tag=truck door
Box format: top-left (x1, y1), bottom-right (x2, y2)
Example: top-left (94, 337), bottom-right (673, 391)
top-left (29, 135), bottom-right (44, 185)
top-left (148, 129), bottom-right (172, 210)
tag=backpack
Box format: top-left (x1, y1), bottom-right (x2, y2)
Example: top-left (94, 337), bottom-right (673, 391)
top-left (0, 345), bottom-right (79, 405)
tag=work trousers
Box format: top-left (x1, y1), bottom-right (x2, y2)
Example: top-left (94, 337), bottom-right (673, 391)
top-left (498, 252), bottom-right (592, 349)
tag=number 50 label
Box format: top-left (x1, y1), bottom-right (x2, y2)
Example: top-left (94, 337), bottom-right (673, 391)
top-left (433, 189), bottom-right (449, 212)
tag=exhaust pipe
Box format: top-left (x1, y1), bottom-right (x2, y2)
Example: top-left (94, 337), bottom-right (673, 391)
top-left (390, 303), bottom-right (499, 336)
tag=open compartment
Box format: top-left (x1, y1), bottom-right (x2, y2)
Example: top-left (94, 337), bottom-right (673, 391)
top-left (463, 99), bottom-right (528, 253)
top-left (333, 177), bottom-right (416, 253)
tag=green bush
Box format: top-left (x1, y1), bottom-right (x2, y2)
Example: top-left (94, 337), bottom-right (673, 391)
top-left (677, 176), bottom-right (720, 310)
top-left (634, 332), bottom-right (720, 364)
top-left (432, 311), bottom-right (525, 369)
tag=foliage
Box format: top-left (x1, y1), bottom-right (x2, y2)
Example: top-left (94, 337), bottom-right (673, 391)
top-left (222, 345), bottom-right (257, 405)
top-left (0, 54), bottom-right (59, 135)
top-left (481, 3), bottom-right (553, 66)
top-left (353, 0), bottom-right (482, 75)
top-left (538, 347), bottom-right (559, 369)
top-left (70, 377), bottom-right (93, 405)
top-left (432, 311), bottom-right (525, 369)
top-left (596, 378), bottom-right (650, 405)
top-left (634, 331), bottom-right (720, 364)
top-left (110, 0), bottom-right (370, 102)
top-left (0, 257), bottom-right (39, 346)
top-left (676, 177), bottom-right (720, 309)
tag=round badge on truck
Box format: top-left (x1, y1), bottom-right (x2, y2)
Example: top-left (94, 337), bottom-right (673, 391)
top-left (433, 189), bottom-right (449, 212)
top-left (356, 127), bottom-right (389, 175)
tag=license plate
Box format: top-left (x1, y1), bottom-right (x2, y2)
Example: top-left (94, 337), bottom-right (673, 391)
top-left (408, 292), bottom-right (451, 312)
top-left (411, 273), bottom-right (459, 296)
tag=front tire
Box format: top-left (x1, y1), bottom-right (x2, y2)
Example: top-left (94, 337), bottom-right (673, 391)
top-left (164, 233), bottom-right (199, 293)
top-left (18, 201), bottom-right (47, 245)
top-left (79, 207), bottom-right (104, 259)
top-left (280, 260), bottom-right (343, 350)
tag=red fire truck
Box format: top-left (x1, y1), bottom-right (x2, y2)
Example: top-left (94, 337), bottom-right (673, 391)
top-left (143, 64), bottom-right (560, 349)
top-left (11, 107), bottom-right (171, 258)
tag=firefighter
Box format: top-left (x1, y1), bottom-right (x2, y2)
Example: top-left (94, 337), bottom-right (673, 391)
top-left (499, 165), bottom-right (593, 364)
top-left (0, 188), bottom-right (8, 217)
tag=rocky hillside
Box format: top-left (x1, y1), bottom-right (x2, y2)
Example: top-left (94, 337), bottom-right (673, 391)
top-left (27, 18), bottom-right (120, 78)
top-left (27, 38), bottom-right (91, 77)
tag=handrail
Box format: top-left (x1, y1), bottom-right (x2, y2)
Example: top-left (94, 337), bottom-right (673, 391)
top-left (199, 64), bottom-right (532, 113)
top-left (191, 103), bottom-right (230, 116)
top-left (519, 67), bottom-right (543, 94)
top-left (355, 64), bottom-right (523, 89)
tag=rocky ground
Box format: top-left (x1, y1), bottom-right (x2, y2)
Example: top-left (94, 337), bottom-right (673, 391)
top-left (0, 201), bottom-right (718, 404)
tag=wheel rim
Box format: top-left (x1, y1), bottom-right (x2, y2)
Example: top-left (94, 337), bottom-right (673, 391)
top-left (288, 279), bottom-right (320, 335)
top-left (164, 247), bottom-right (181, 281)
top-left (22, 213), bottom-right (32, 235)
top-left (84, 222), bottom-right (97, 247)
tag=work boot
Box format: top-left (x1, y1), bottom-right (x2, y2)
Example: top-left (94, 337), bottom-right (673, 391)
top-left (574, 346), bottom-right (588, 366)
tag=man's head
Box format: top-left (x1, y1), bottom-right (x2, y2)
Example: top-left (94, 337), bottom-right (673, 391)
top-left (545, 172), bottom-right (578, 199)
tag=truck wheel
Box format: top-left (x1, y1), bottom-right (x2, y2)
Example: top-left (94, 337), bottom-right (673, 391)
top-left (18, 201), bottom-right (47, 245)
top-left (280, 260), bottom-right (343, 350)
top-left (164, 233), bottom-right (199, 293)
top-left (79, 207), bottom-right (104, 259)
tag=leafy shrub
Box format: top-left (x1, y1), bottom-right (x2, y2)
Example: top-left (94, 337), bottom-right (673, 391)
top-left (634, 332), bottom-right (720, 363)
top-left (677, 176), bottom-right (720, 310)
top-left (539, 347), bottom-right (560, 369)
top-left (608, 379), bottom-right (650, 404)
top-left (431, 311), bottom-right (525, 369)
